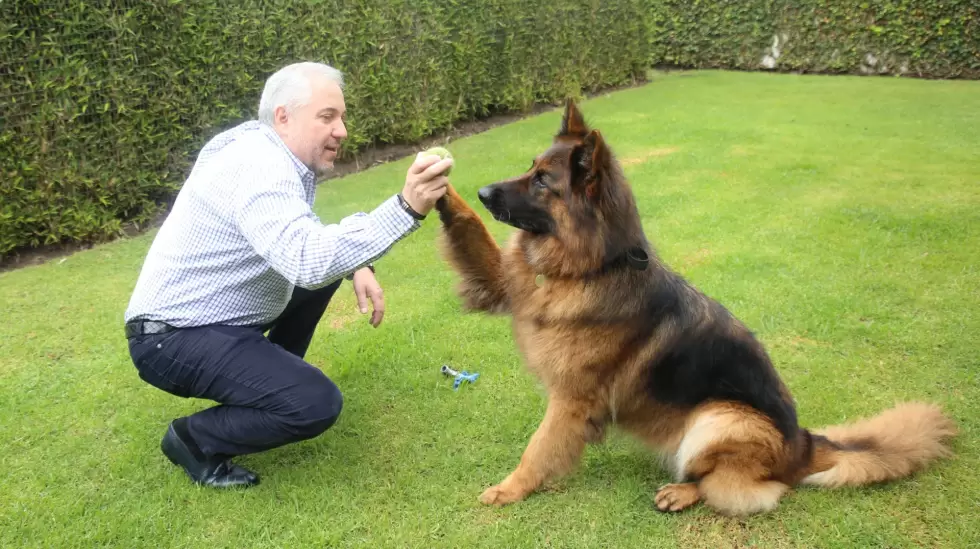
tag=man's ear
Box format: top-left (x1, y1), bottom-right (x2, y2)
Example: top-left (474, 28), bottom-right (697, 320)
top-left (558, 98), bottom-right (588, 138)
top-left (273, 105), bottom-right (290, 129)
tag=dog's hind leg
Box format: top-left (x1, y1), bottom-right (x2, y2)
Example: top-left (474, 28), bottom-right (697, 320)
top-left (435, 184), bottom-right (510, 313)
top-left (658, 402), bottom-right (791, 516)
top-left (696, 468), bottom-right (789, 516)
top-left (653, 482), bottom-right (701, 512)
top-left (654, 471), bottom-right (788, 516)
top-left (479, 397), bottom-right (593, 506)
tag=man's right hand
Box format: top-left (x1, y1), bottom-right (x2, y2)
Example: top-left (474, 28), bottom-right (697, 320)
top-left (401, 152), bottom-right (453, 217)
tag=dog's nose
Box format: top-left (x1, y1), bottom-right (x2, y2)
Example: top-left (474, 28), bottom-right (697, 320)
top-left (478, 186), bottom-right (494, 204)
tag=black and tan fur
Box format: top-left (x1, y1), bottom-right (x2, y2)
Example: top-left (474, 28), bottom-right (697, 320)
top-left (432, 100), bottom-right (956, 516)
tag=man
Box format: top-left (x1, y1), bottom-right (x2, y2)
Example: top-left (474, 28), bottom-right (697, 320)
top-left (124, 62), bottom-right (452, 488)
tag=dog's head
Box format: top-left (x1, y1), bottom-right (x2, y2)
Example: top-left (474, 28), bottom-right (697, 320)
top-left (478, 100), bottom-right (647, 277)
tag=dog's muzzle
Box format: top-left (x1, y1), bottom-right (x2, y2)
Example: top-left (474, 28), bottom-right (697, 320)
top-left (477, 185), bottom-right (498, 209)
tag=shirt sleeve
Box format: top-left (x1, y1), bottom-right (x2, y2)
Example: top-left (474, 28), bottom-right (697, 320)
top-left (232, 174), bottom-right (420, 289)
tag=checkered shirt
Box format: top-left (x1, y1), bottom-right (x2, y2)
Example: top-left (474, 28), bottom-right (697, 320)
top-left (124, 120), bottom-right (420, 327)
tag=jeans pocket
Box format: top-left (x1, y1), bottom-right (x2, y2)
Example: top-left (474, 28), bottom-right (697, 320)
top-left (131, 334), bottom-right (195, 399)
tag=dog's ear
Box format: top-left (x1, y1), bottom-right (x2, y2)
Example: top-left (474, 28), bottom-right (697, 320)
top-left (558, 99), bottom-right (588, 138)
top-left (571, 130), bottom-right (610, 201)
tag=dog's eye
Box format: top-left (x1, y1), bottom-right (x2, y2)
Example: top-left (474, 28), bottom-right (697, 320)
top-left (532, 175), bottom-right (548, 189)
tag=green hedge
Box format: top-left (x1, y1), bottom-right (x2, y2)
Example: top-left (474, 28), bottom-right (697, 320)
top-left (0, 0), bottom-right (649, 257)
top-left (647, 0), bottom-right (980, 78)
top-left (2, 0), bottom-right (978, 258)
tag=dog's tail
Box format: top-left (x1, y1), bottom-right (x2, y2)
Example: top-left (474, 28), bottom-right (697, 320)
top-left (798, 402), bottom-right (956, 488)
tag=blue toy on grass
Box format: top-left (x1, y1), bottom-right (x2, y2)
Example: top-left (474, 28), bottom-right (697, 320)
top-left (441, 364), bottom-right (479, 390)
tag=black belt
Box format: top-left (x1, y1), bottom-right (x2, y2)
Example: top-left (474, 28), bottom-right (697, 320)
top-left (125, 319), bottom-right (178, 339)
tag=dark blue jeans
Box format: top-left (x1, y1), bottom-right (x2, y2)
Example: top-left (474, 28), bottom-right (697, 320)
top-left (127, 280), bottom-right (344, 458)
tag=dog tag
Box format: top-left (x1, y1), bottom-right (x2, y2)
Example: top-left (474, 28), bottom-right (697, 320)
top-left (534, 274), bottom-right (545, 287)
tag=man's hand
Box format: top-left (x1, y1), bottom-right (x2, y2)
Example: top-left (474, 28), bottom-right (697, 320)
top-left (352, 267), bottom-right (385, 328)
top-left (401, 152), bottom-right (452, 217)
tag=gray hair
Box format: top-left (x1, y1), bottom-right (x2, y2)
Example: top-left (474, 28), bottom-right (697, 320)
top-left (258, 62), bottom-right (345, 125)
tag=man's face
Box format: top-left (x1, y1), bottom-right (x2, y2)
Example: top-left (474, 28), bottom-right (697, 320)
top-left (274, 74), bottom-right (348, 178)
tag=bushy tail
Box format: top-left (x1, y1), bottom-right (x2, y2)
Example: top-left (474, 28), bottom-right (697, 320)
top-left (799, 402), bottom-right (956, 488)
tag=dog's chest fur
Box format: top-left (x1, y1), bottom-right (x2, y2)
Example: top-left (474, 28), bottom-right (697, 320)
top-left (500, 243), bottom-right (652, 400)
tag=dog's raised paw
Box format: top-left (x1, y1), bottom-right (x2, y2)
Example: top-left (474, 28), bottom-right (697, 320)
top-left (654, 483), bottom-right (701, 513)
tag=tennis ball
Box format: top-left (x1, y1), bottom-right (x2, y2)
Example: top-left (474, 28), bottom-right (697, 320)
top-left (423, 146), bottom-right (453, 175)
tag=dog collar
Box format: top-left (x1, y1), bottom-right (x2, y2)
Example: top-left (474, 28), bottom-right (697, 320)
top-left (624, 247), bottom-right (650, 271)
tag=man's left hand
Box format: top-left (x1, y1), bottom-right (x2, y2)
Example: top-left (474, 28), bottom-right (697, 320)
top-left (352, 267), bottom-right (384, 328)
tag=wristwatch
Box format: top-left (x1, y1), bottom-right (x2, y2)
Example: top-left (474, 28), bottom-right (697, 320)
top-left (346, 264), bottom-right (375, 281)
top-left (397, 193), bottom-right (426, 221)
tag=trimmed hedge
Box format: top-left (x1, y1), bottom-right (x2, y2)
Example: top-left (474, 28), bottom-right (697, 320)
top-left (647, 0), bottom-right (980, 78)
top-left (2, 0), bottom-right (978, 257)
top-left (0, 0), bottom-right (649, 256)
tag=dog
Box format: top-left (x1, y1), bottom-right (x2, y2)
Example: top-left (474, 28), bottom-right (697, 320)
top-left (432, 99), bottom-right (956, 516)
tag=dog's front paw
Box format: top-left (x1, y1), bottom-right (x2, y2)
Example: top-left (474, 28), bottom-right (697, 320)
top-left (436, 184), bottom-right (481, 223)
top-left (435, 184), bottom-right (460, 213)
top-left (478, 481), bottom-right (528, 506)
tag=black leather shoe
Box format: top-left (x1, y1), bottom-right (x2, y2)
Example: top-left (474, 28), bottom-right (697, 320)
top-left (160, 422), bottom-right (259, 488)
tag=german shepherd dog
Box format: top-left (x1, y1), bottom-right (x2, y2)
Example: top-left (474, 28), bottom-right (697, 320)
top-left (432, 100), bottom-right (956, 516)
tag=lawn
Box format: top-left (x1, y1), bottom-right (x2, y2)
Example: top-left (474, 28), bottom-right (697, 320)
top-left (1, 70), bottom-right (978, 548)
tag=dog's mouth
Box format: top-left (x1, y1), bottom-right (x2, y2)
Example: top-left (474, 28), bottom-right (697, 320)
top-left (511, 219), bottom-right (547, 234)
top-left (489, 207), bottom-right (510, 223)
top-left (487, 204), bottom-right (551, 234)
top-left (479, 183), bottom-right (553, 234)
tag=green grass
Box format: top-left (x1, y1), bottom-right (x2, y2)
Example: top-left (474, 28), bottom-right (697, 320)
top-left (2, 70), bottom-right (979, 548)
